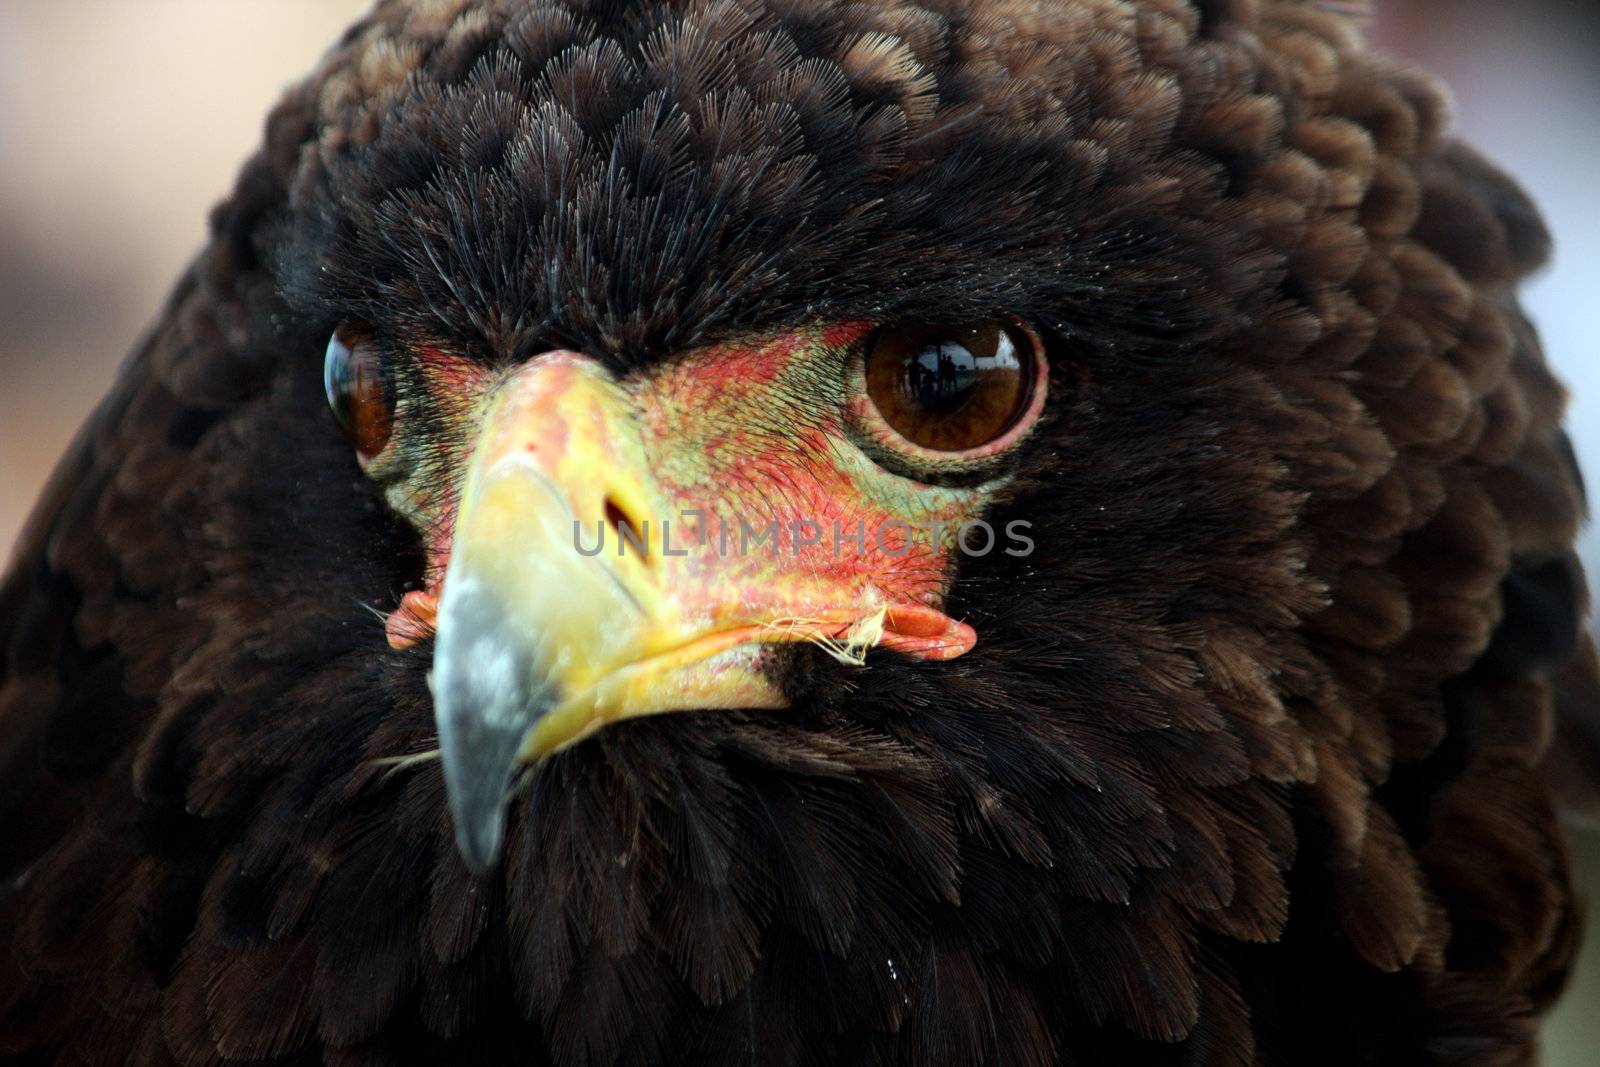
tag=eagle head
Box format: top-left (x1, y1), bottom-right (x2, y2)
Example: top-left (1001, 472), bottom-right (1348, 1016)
top-left (1, 1), bottom-right (1592, 1063)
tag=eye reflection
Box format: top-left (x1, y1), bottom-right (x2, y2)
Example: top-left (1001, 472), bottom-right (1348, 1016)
top-left (900, 328), bottom-right (1021, 414)
top-left (324, 320), bottom-right (393, 458)
top-left (863, 320), bottom-right (1038, 453)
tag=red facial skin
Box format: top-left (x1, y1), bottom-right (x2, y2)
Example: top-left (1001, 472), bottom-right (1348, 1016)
top-left (371, 347), bottom-right (488, 648)
top-left (382, 324), bottom-right (1039, 664)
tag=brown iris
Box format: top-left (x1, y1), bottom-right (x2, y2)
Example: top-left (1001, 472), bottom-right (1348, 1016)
top-left (863, 320), bottom-right (1038, 452)
top-left (323, 320), bottom-right (393, 458)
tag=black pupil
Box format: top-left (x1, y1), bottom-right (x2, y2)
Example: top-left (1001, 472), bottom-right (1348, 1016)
top-left (904, 341), bottom-right (979, 413)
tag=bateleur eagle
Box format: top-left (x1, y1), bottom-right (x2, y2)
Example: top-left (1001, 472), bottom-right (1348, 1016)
top-left (2, 0), bottom-right (1598, 1064)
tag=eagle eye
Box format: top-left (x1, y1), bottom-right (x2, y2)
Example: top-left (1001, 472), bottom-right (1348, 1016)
top-left (862, 319), bottom-right (1044, 454)
top-left (323, 321), bottom-right (393, 458)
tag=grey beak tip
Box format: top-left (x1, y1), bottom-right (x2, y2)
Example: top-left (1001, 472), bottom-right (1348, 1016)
top-left (456, 808), bottom-right (507, 876)
top-left (438, 726), bottom-right (521, 874)
top-left (432, 576), bottom-right (559, 877)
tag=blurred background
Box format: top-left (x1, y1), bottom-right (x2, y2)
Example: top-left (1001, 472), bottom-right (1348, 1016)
top-left (0, 0), bottom-right (1595, 1058)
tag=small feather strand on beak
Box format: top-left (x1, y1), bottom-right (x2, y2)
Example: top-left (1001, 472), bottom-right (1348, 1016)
top-left (759, 606), bottom-right (888, 667)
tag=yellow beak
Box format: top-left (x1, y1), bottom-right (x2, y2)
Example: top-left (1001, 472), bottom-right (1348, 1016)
top-left (426, 351), bottom-right (974, 871)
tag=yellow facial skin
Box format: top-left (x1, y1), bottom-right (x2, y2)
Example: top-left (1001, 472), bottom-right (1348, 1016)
top-left (393, 327), bottom-right (1037, 869)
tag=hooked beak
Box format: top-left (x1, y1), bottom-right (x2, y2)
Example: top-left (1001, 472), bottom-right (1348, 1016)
top-left (419, 352), bottom-right (974, 872)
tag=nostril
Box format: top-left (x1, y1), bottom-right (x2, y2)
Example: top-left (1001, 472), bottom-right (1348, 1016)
top-left (604, 496), bottom-right (650, 560)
